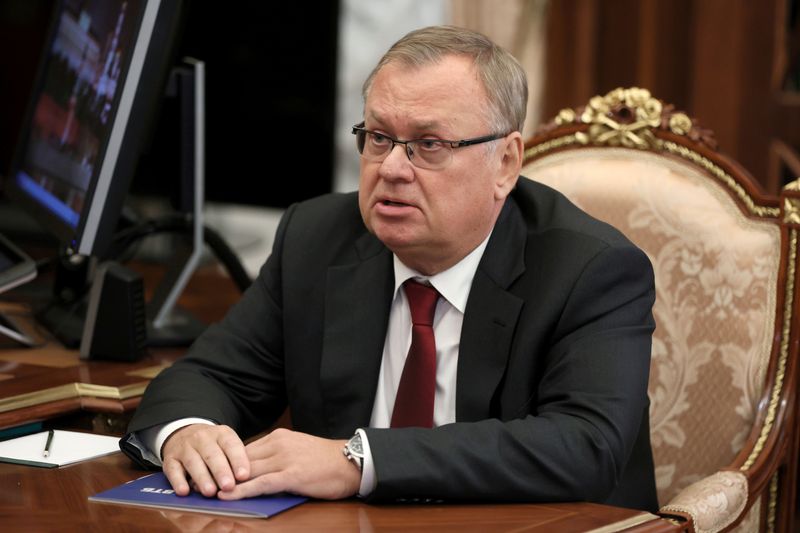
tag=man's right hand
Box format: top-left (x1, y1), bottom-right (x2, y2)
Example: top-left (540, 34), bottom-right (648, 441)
top-left (161, 424), bottom-right (250, 497)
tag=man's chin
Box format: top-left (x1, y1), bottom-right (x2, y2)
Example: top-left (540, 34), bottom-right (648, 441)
top-left (376, 233), bottom-right (417, 253)
top-left (370, 225), bottom-right (418, 250)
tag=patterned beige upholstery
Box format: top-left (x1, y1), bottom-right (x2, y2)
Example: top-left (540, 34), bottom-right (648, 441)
top-left (521, 88), bottom-right (799, 533)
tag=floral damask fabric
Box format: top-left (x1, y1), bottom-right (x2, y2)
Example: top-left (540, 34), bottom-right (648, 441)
top-left (662, 470), bottom-right (748, 533)
top-left (522, 149), bottom-right (780, 508)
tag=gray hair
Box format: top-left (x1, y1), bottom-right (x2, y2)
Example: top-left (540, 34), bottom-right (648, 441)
top-left (362, 25), bottom-right (528, 135)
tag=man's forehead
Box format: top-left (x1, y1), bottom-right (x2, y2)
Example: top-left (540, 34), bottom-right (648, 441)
top-left (364, 57), bottom-right (486, 133)
top-left (376, 55), bottom-right (481, 87)
top-left (365, 109), bottom-right (451, 132)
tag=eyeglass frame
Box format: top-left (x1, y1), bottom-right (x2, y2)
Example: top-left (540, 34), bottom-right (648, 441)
top-left (351, 122), bottom-right (510, 169)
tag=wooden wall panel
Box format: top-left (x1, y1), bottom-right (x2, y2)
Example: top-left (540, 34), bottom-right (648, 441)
top-left (542, 0), bottom-right (799, 194)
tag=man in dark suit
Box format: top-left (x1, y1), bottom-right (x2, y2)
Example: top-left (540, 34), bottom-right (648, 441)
top-left (121, 25), bottom-right (657, 511)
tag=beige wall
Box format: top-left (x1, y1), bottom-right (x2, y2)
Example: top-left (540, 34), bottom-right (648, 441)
top-left (450, 0), bottom-right (549, 139)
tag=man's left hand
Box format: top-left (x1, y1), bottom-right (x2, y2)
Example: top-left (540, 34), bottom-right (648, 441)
top-left (216, 428), bottom-right (361, 500)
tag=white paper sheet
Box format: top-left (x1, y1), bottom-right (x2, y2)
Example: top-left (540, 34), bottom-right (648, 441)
top-left (0, 430), bottom-right (120, 468)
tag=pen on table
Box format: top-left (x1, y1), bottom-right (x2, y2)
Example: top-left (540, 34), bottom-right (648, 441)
top-left (43, 430), bottom-right (54, 458)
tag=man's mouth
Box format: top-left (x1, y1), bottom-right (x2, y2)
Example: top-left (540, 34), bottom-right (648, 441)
top-left (381, 200), bottom-right (409, 207)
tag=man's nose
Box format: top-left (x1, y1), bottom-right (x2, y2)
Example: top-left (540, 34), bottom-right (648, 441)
top-left (378, 143), bottom-right (414, 181)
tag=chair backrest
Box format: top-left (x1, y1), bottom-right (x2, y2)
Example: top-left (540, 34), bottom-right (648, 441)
top-left (521, 88), bottom-right (798, 519)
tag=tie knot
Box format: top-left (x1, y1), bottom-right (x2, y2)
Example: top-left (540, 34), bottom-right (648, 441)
top-left (403, 280), bottom-right (439, 327)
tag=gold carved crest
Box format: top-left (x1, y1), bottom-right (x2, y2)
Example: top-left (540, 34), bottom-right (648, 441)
top-left (548, 87), bottom-right (716, 151)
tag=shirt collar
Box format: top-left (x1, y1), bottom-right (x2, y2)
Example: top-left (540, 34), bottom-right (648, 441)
top-left (392, 233), bottom-right (492, 314)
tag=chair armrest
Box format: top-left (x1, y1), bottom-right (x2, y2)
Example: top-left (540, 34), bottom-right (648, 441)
top-left (659, 470), bottom-right (748, 533)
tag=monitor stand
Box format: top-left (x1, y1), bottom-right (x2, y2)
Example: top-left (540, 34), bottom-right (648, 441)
top-left (0, 313), bottom-right (36, 347)
top-left (145, 57), bottom-right (206, 347)
top-left (145, 238), bottom-right (207, 347)
top-left (35, 58), bottom-right (208, 350)
top-left (0, 230), bottom-right (39, 347)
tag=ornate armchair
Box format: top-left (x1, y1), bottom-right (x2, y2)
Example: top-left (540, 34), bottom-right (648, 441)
top-left (521, 88), bottom-right (799, 533)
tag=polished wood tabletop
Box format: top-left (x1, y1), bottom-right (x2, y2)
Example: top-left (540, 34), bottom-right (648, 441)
top-left (0, 264), bottom-right (240, 432)
top-left (0, 451), bottom-right (684, 532)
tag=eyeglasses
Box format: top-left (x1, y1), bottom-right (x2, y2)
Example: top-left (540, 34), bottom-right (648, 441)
top-left (352, 123), bottom-right (508, 170)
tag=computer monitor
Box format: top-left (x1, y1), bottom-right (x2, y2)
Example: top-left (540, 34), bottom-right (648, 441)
top-left (5, 0), bottom-right (184, 259)
top-left (1, 0), bottom-right (186, 351)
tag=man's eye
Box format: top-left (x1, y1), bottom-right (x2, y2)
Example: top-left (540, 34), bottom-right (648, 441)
top-left (416, 140), bottom-right (444, 152)
top-left (370, 133), bottom-right (390, 145)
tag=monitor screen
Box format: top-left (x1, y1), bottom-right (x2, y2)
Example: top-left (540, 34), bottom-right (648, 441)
top-left (5, 0), bottom-right (183, 258)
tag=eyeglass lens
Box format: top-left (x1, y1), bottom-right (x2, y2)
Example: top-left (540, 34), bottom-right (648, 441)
top-left (355, 130), bottom-right (451, 170)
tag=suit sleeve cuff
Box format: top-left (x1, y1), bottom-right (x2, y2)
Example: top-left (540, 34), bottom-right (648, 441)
top-left (356, 428), bottom-right (378, 497)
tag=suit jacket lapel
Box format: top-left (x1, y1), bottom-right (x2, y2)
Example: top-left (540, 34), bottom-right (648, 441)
top-left (456, 198), bottom-right (526, 421)
top-left (320, 231), bottom-right (393, 437)
top-left (319, 196), bottom-right (528, 429)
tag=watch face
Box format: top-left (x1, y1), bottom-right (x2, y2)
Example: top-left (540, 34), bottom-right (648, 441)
top-left (348, 434), bottom-right (364, 456)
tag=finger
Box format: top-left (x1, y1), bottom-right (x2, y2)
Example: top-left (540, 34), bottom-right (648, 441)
top-left (162, 456), bottom-right (192, 496)
top-left (245, 455), bottom-right (283, 480)
top-left (242, 437), bottom-right (280, 477)
top-left (181, 426), bottom-right (241, 493)
top-left (201, 446), bottom-right (238, 492)
top-left (244, 428), bottom-right (293, 463)
top-left (217, 472), bottom-right (287, 500)
top-left (179, 447), bottom-right (219, 497)
top-left (216, 429), bottom-right (250, 483)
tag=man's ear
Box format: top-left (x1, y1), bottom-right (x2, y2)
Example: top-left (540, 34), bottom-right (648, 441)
top-left (494, 132), bottom-right (523, 200)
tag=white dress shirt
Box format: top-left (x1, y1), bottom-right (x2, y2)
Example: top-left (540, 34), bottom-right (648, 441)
top-left (354, 235), bottom-right (490, 495)
top-left (137, 234), bottom-right (491, 497)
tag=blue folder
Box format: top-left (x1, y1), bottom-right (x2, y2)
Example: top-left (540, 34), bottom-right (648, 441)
top-left (89, 472), bottom-right (307, 518)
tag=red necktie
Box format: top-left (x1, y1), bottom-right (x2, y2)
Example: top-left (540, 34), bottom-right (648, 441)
top-left (391, 280), bottom-right (440, 428)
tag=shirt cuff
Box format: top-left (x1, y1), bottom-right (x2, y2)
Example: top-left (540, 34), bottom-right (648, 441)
top-left (139, 417), bottom-right (216, 465)
top-left (356, 428), bottom-right (378, 497)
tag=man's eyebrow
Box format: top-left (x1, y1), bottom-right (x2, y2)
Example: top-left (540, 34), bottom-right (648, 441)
top-left (363, 112), bottom-right (390, 130)
top-left (410, 120), bottom-right (444, 133)
top-left (364, 112), bottom-right (446, 134)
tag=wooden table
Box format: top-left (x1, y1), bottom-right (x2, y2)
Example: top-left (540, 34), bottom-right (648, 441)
top-left (0, 263), bottom-right (240, 433)
top-left (0, 341), bottom-right (183, 432)
top-left (0, 452), bottom-right (684, 532)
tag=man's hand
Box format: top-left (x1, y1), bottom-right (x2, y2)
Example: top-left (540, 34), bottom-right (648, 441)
top-left (162, 424), bottom-right (250, 497)
top-left (216, 428), bottom-right (361, 501)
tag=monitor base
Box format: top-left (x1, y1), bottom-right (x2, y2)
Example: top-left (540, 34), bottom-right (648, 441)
top-left (36, 299), bottom-right (86, 349)
top-left (36, 297), bottom-right (205, 350)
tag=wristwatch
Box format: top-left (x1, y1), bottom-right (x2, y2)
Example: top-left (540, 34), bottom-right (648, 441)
top-left (342, 432), bottom-right (364, 472)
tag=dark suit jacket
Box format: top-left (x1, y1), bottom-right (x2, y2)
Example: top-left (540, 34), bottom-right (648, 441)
top-left (122, 177), bottom-right (658, 511)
